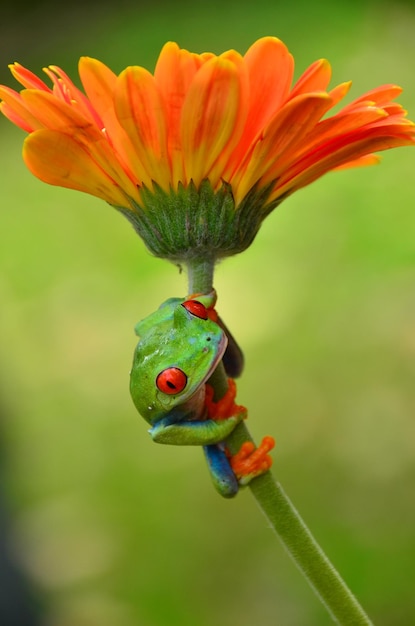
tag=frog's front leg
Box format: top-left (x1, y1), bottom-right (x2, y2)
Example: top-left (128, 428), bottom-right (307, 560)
top-left (149, 411), bottom-right (242, 445)
top-left (150, 379), bottom-right (246, 445)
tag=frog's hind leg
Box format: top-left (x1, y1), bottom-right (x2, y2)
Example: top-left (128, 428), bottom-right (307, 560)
top-left (203, 444), bottom-right (239, 499)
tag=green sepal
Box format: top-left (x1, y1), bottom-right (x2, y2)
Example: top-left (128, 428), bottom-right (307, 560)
top-left (115, 179), bottom-right (280, 262)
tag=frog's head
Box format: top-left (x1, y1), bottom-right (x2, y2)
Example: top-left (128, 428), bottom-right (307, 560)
top-left (130, 298), bottom-right (227, 424)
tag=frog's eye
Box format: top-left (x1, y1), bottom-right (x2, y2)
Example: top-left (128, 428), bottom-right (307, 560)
top-left (156, 367), bottom-right (188, 395)
top-left (182, 300), bottom-right (208, 320)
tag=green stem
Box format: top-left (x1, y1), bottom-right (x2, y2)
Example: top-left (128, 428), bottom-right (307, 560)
top-left (227, 421), bottom-right (372, 625)
top-left (186, 256), bottom-right (215, 295)
top-left (186, 258), bottom-right (373, 626)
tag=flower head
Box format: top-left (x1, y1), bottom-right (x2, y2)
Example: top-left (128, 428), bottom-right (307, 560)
top-left (1, 37), bottom-right (414, 261)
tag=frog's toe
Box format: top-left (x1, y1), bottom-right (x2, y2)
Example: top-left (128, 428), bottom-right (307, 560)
top-left (230, 436), bottom-right (275, 486)
top-left (205, 379), bottom-right (246, 421)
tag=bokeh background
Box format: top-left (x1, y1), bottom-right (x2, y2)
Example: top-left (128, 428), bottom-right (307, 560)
top-left (1, 1), bottom-right (415, 624)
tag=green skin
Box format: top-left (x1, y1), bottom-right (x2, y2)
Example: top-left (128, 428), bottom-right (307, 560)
top-left (130, 292), bottom-right (246, 497)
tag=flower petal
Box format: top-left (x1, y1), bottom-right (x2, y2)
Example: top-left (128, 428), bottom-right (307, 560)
top-left (154, 42), bottom-right (202, 186)
top-left (275, 127), bottom-right (415, 198)
top-left (245, 37), bottom-right (293, 126)
top-left (334, 154), bottom-right (381, 170)
top-left (206, 50), bottom-right (248, 186)
top-left (79, 57), bottom-right (150, 187)
top-left (0, 86), bottom-right (42, 132)
top-left (224, 37), bottom-right (294, 176)
top-left (328, 81), bottom-right (352, 107)
top-left (231, 92), bottom-right (333, 204)
top-left (290, 59), bottom-right (332, 98)
top-left (79, 57), bottom-right (117, 120)
top-left (2, 38), bottom-right (414, 246)
top-left (8, 63), bottom-right (50, 91)
top-left (181, 56), bottom-right (245, 188)
top-left (20, 89), bottom-right (93, 130)
top-left (115, 66), bottom-right (170, 190)
top-left (286, 105), bottom-right (389, 166)
top-left (23, 129), bottom-right (135, 207)
top-left (43, 65), bottom-right (103, 127)
top-left (347, 84), bottom-right (403, 108)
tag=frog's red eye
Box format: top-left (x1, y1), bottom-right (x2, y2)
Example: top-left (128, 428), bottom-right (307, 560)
top-left (156, 367), bottom-right (188, 395)
top-left (182, 300), bottom-right (208, 320)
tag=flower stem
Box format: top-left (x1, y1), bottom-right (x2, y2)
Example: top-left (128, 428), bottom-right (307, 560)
top-left (226, 419), bottom-right (373, 625)
top-left (186, 256), bottom-right (215, 295)
top-left (186, 259), bottom-right (373, 625)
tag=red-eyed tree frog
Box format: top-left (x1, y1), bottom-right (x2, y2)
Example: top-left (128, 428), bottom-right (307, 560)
top-left (130, 291), bottom-right (274, 498)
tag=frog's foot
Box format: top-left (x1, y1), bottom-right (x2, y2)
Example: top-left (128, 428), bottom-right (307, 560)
top-left (205, 379), bottom-right (247, 421)
top-left (229, 436), bottom-right (275, 485)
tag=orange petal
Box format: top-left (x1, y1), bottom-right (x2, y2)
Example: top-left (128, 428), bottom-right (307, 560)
top-left (207, 49), bottom-right (248, 186)
top-left (23, 129), bottom-right (135, 207)
top-left (382, 103), bottom-right (407, 116)
top-left (154, 42), bottom-right (201, 186)
top-left (348, 84), bottom-right (403, 107)
top-left (244, 37), bottom-right (294, 127)
top-left (180, 56), bottom-right (245, 188)
top-left (9, 62), bottom-right (50, 91)
top-left (285, 105), bottom-right (389, 167)
top-left (290, 58), bottom-right (332, 98)
top-left (79, 56), bottom-right (117, 119)
top-left (224, 37), bottom-right (294, 176)
top-left (328, 81), bottom-right (352, 107)
top-left (115, 66), bottom-right (170, 189)
top-left (275, 132), bottom-right (415, 199)
top-left (334, 154), bottom-right (381, 170)
top-left (155, 42), bottom-right (200, 105)
top-left (231, 92), bottom-right (333, 204)
top-left (42, 65), bottom-right (102, 127)
top-left (79, 57), bottom-right (150, 187)
top-left (19, 96), bottom-right (143, 202)
top-left (0, 86), bottom-right (42, 131)
top-left (192, 51), bottom-right (216, 68)
top-left (20, 89), bottom-right (94, 130)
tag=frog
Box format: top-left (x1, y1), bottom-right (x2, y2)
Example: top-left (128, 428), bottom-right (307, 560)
top-left (129, 290), bottom-right (274, 498)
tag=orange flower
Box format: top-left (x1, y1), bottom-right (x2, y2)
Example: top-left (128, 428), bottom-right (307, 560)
top-left (1, 37), bottom-right (414, 259)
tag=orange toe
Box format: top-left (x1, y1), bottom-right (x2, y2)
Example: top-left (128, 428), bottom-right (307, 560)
top-left (205, 379), bottom-right (246, 420)
top-left (230, 436), bottom-right (275, 483)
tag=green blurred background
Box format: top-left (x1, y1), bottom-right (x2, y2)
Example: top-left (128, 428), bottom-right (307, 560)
top-left (1, 1), bottom-right (415, 624)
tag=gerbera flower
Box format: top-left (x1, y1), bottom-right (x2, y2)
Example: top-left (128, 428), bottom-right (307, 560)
top-left (1, 37), bottom-right (413, 261)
